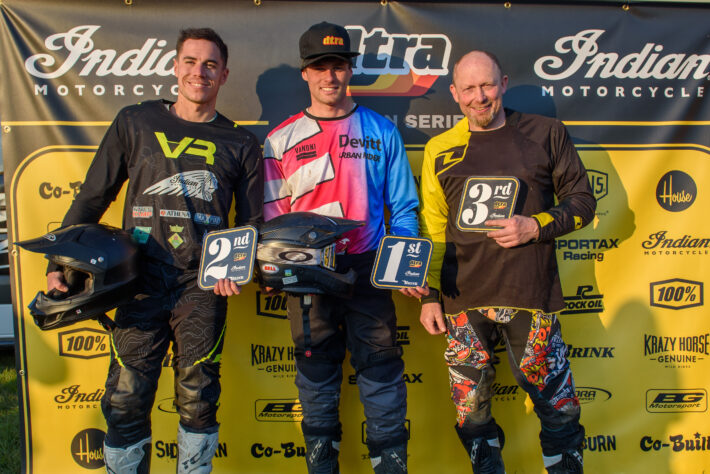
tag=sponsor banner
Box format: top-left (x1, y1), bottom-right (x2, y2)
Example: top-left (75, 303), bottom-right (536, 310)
top-left (70, 429), bottom-right (105, 469)
top-left (644, 332), bottom-right (709, 369)
top-left (646, 389), bottom-right (708, 413)
top-left (54, 384), bottom-right (104, 411)
top-left (250, 442), bottom-right (306, 460)
top-left (640, 433), bottom-right (710, 452)
top-left (584, 434), bottom-right (617, 453)
top-left (250, 343), bottom-right (296, 380)
top-left (650, 278), bottom-right (704, 310)
top-left (576, 386), bottom-right (613, 406)
top-left (562, 285), bottom-right (605, 315)
top-left (154, 440), bottom-right (229, 460)
top-left (57, 327), bottom-right (110, 359)
top-left (2, 2), bottom-right (710, 473)
top-left (254, 399), bottom-right (303, 422)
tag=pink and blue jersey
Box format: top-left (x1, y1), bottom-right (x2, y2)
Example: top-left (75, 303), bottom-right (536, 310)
top-left (263, 105), bottom-right (418, 254)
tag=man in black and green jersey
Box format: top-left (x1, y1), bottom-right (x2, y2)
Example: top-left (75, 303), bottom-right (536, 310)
top-left (46, 28), bottom-right (263, 473)
top-left (418, 50), bottom-right (595, 473)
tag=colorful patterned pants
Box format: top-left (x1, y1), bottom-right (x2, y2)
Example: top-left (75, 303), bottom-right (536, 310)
top-left (445, 308), bottom-right (584, 454)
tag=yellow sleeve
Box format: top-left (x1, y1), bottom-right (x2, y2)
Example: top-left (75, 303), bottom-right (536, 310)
top-left (419, 141), bottom-right (449, 291)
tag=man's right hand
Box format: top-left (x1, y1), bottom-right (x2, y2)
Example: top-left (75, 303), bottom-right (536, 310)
top-left (47, 271), bottom-right (68, 293)
top-left (213, 278), bottom-right (241, 297)
top-left (420, 301), bottom-right (447, 335)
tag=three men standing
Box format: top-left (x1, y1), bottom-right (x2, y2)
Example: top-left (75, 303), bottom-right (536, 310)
top-left (43, 21), bottom-right (594, 474)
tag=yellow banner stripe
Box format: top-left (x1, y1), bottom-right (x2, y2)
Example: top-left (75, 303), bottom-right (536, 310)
top-left (576, 143), bottom-right (710, 153)
top-left (2, 120), bottom-right (269, 126)
top-left (563, 121), bottom-right (710, 126)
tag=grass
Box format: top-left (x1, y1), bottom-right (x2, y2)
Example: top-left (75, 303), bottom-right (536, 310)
top-left (0, 348), bottom-right (21, 474)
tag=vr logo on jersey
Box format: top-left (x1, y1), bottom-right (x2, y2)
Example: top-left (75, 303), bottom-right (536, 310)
top-left (155, 132), bottom-right (216, 165)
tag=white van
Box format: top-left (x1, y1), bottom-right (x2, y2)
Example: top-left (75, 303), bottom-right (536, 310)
top-left (0, 170), bottom-right (14, 347)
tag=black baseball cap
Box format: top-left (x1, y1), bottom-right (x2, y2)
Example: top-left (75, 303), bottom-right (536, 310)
top-left (299, 22), bottom-right (360, 69)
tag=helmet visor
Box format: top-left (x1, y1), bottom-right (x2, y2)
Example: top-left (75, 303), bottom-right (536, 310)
top-left (256, 243), bottom-right (336, 271)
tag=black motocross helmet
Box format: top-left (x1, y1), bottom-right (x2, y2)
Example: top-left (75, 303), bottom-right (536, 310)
top-left (255, 212), bottom-right (364, 296)
top-left (15, 223), bottom-right (139, 330)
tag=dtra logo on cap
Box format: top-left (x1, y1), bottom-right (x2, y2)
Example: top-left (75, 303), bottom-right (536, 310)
top-left (299, 22), bottom-right (360, 69)
top-left (323, 35), bottom-right (344, 46)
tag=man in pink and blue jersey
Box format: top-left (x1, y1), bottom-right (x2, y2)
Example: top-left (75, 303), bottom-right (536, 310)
top-left (263, 21), bottom-right (419, 474)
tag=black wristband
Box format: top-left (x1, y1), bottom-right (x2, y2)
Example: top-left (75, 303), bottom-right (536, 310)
top-left (420, 287), bottom-right (440, 305)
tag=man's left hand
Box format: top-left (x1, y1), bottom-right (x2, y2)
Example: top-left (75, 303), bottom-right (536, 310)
top-left (485, 215), bottom-right (539, 248)
top-left (213, 278), bottom-right (241, 297)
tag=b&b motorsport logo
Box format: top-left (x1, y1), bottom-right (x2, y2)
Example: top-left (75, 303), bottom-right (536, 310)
top-left (646, 389), bottom-right (707, 413)
top-left (535, 29), bottom-right (710, 100)
top-left (255, 399), bottom-right (303, 422)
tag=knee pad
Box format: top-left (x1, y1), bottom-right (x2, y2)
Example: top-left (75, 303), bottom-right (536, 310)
top-left (175, 363), bottom-right (220, 432)
top-left (296, 355), bottom-right (341, 383)
top-left (301, 421), bottom-right (343, 440)
top-left (102, 364), bottom-right (158, 446)
top-left (540, 420), bottom-right (585, 455)
top-left (358, 348), bottom-right (403, 383)
top-left (456, 419), bottom-right (504, 448)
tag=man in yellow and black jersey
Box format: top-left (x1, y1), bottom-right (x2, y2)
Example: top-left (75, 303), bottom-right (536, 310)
top-left (418, 51), bottom-right (595, 473)
top-left (46, 28), bottom-right (263, 473)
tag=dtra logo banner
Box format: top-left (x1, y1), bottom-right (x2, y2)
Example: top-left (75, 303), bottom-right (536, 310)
top-left (346, 26), bottom-right (451, 96)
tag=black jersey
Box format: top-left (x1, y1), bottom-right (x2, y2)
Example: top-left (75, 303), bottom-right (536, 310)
top-left (59, 100), bottom-right (263, 275)
top-left (420, 110), bottom-right (595, 314)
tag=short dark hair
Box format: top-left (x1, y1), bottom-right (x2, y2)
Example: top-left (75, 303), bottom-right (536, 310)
top-left (176, 28), bottom-right (228, 65)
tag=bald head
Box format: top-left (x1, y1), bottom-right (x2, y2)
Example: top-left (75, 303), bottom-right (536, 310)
top-left (452, 51), bottom-right (504, 86)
